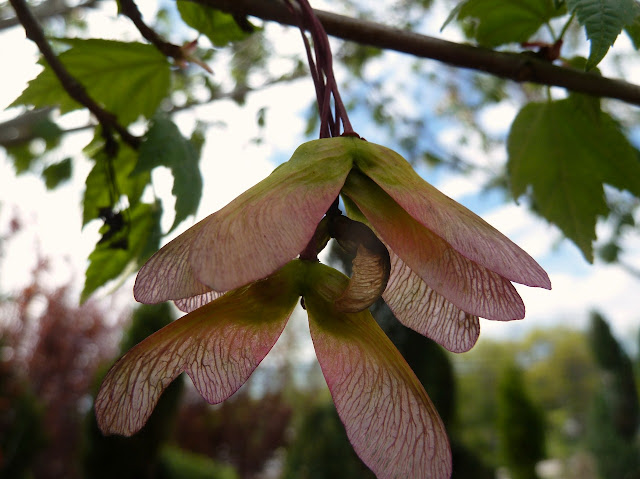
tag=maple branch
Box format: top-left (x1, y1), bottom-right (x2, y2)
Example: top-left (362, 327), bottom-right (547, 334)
top-left (192, 0), bottom-right (640, 107)
top-left (8, 0), bottom-right (141, 148)
top-left (118, 0), bottom-right (184, 60)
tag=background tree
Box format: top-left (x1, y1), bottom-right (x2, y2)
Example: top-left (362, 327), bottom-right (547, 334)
top-left (173, 388), bottom-right (292, 479)
top-left (496, 362), bottom-right (546, 479)
top-left (0, 343), bottom-right (46, 479)
top-left (282, 398), bottom-right (376, 479)
top-left (0, 253), bottom-right (125, 479)
top-left (2, 0), bottom-right (640, 300)
top-left (586, 311), bottom-right (640, 479)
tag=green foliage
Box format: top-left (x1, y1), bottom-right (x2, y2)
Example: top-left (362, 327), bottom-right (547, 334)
top-left (450, 440), bottom-right (496, 479)
top-left (625, 14), bottom-right (640, 48)
top-left (226, 30), bottom-right (270, 99)
top-left (588, 312), bottom-right (640, 440)
top-left (119, 302), bottom-right (176, 351)
top-left (496, 363), bottom-right (546, 479)
top-left (81, 200), bottom-right (162, 302)
top-left (589, 311), bottom-right (626, 370)
top-left (135, 116), bottom-right (203, 232)
top-left (282, 400), bottom-right (376, 479)
top-left (82, 141), bottom-right (150, 226)
top-left (337, 43), bottom-right (384, 76)
top-left (159, 446), bottom-right (239, 479)
top-left (451, 0), bottom-right (563, 46)
top-left (0, 365), bottom-right (46, 479)
top-left (521, 328), bottom-right (599, 456)
top-left (566, 0), bottom-right (640, 69)
top-left (587, 391), bottom-right (640, 479)
top-left (453, 328), bottom-right (599, 464)
top-left (5, 117), bottom-right (63, 175)
top-left (42, 157), bottom-right (72, 189)
top-left (176, 1), bottom-right (251, 47)
top-left (587, 312), bottom-right (640, 479)
top-left (507, 94), bottom-right (640, 262)
top-left (11, 39), bottom-right (171, 125)
top-left (596, 193), bottom-right (637, 263)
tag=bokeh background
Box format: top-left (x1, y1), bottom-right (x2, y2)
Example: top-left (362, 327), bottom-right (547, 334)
top-left (1, 0), bottom-right (639, 478)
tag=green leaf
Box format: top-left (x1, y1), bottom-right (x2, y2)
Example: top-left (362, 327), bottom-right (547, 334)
top-left (11, 39), bottom-right (171, 125)
top-left (626, 20), bottom-right (640, 48)
top-left (507, 97), bottom-right (640, 261)
top-left (5, 143), bottom-right (36, 174)
top-left (82, 201), bottom-right (162, 303)
top-left (455, 0), bottom-right (563, 47)
top-left (83, 140), bottom-right (150, 226)
top-left (176, 1), bottom-right (250, 46)
top-left (566, 0), bottom-right (638, 69)
top-left (5, 118), bottom-right (63, 175)
top-left (624, 4), bottom-right (640, 49)
top-left (42, 157), bottom-right (72, 189)
top-left (135, 117), bottom-right (203, 232)
top-left (441, 1), bottom-right (466, 32)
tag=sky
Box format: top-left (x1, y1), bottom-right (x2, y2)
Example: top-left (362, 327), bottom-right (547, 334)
top-left (1, 0), bottom-right (639, 355)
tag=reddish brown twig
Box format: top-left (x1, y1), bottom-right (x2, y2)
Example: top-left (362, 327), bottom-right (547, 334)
top-left (118, 0), bottom-right (212, 73)
top-left (284, 0), bottom-right (355, 138)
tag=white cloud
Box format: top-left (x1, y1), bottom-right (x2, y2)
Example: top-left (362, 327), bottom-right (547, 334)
top-left (476, 101), bottom-right (518, 137)
top-left (483, 263), bottom-right (640, 341)
top-left (435, 169), bottom-right (490, 200)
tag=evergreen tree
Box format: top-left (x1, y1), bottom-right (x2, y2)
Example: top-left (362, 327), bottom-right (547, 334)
top-left (496, 363), bottom-right (546, 479)
top-left (587, 311), bottom-right (640, 479)
top-left (589, 312), bottom-right (639, 439)
top-left (282, 400), bottom-right (376, 479)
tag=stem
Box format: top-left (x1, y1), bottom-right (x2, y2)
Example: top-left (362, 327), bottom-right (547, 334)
top-left (284, 0), bottom-right (355, 137)
top-left (9, 0), bottom-right (140, 148)
top-left (544, 21), bottom-right (556, 41)
top-left (118, 0), bottom-right (184, 60)
top-left (558, 11), bottom-right (576, 42)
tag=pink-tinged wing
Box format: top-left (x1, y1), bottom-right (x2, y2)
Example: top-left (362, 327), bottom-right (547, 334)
top-left (384, 250), bottom-right (480, 353)
top-left (304, 263), bottom-right (451, 479)
top-left (343, 171), bottom-right (525, 320)
top-left (341, 196), bottom-right (479, 351)
top-left (134, 219), bottom-right (211, 303)
top-left (95, 263), bottom-right (301, 436)
top-left (190, 139), bottom-right (353, 292)
top-left (174, 290), bottom-right (226, 313)
top-left (352, 140), bottom-right (551, 290)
